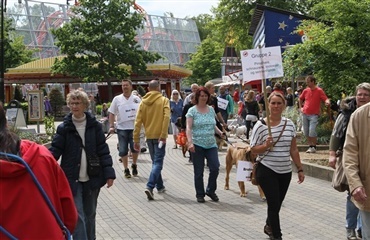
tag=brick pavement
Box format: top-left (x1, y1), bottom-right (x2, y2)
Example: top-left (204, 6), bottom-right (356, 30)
top-left (96, 134), bottom-right (347, 240)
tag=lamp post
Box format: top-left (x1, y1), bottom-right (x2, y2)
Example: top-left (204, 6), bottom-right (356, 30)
top-left (0, 0), bottom-right (5, 104)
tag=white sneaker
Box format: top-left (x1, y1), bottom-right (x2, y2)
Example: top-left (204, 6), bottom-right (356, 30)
top-left (306, 147), bottom-right (316, 153)
top-left (305, 147), bottom-right (312, 153)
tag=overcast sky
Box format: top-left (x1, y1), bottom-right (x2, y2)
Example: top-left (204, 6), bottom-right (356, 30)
top-left (7, 0), bottom-right (220, 18)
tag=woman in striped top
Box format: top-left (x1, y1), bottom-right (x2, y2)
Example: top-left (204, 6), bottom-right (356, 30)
top-left (250, 92), bottom-right (305, 240)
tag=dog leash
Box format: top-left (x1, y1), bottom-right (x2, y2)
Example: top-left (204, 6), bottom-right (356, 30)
top-left (236, 135), bottom-right (250, 144)
top-left (105, 132), bottom-right (113, 140)
top-left (215, 133), bottom-right (235, 148)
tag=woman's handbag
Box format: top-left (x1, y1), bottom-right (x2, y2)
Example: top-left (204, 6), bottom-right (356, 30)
top-left (331, 151), bottom-right (349, 192)
top-left (75, 132), bottom-right (101, 177)
top-left (176, 131), bottom-right (187, 147)
top-left (0, 152), bottom-right (72, 240)
top-left (245, 114), bottom-right (258, 122)
top-left (251, 162), bottom-right (259, 185)
top-left (86, 153), bottom-right (101, 177)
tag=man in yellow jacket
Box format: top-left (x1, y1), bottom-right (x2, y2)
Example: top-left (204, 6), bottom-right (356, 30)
top-left (343, 101), bottom-right (370, 239)
top-left (134, 80), bottom-right (170, 200)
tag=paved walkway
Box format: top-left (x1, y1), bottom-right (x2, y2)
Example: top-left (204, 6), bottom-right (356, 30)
top-left (97, 134), bottom-right (346, 240)
top-left (29, 122), bottom-right (347, 239)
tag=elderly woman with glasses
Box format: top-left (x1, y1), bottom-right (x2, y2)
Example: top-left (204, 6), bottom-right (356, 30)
top-left (49, 90), bottom-right (116, 240)
top-left (170, 89), bottom-right (183, 149)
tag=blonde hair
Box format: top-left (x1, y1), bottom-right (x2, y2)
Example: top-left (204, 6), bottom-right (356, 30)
top-left (170, 89), bottom-right (182, 101)
top-left (268, 92), bottom-right (287, 106)
top-left (245, 90), bottom-right (255, 102)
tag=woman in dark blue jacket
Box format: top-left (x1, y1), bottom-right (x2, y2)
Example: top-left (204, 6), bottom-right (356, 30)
top-left (49, 90), bottom-right (116, 240)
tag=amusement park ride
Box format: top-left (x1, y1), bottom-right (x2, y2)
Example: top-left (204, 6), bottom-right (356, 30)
top-left (30, 0), bottom-right (184, 63)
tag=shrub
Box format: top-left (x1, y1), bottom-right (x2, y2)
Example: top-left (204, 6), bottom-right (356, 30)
top-left (49, 88), bottom-right (65, 117)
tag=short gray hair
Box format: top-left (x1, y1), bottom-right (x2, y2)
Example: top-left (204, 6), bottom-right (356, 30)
top-left (67, 90), bottom-right (90, 109)
top-left (356, 82), bottom-right (370, 94)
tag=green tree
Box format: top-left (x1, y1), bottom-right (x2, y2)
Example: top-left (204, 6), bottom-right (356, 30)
top-left (51, 0), bottom-right (161, 101)
top-left (190, 14), bottom-right (214, 41)
top-left (184, 38), bottom-right (223, 86)
top-left (3, 17), bottom-right (34, 69)
top-left (283, 0), bottom-right (370, 100)
top-left (49, 88), bottom-right (65, 117)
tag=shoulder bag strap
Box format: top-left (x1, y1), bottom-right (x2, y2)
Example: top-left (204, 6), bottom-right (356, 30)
top-left (258, 119), bottom-right (288, 161)
top-left (0, 152), bottom-right (72, 240)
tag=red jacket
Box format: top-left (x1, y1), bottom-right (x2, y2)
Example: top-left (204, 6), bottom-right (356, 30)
top-left (0, 140), bottom-right (77, 240)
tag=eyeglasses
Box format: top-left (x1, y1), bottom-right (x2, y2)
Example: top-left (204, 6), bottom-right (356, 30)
top-left (173, 93), bottom-right (178, 95)
top-left (357, 93), bottom-right (370, 97)
top-left (70, 102), bottom-right (82, 106)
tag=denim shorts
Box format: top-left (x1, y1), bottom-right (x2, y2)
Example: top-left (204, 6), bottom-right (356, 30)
top-left (302, 114), bottom-right (319, 137)
top-left (117, 129), bottom-right (137, 157)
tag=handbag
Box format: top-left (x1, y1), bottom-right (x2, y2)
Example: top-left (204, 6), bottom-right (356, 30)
top-left (331, 151), bottom-right (349, 192)
top-left (250, 119), bottom-right (287, 186)
top-left (0, 152), bottom-right (72, 240)
top-left (251, 162), bottom-right (259, 185)
top-left (176, 131), bottom-right (187, 146)
top-left (75, 132), bottom-right (101, 177)
top-left (246, 114), bottom-right (258, 122)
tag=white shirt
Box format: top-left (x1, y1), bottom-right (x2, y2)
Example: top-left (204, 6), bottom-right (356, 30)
top-left (109, 93), bottom-right (141, 130)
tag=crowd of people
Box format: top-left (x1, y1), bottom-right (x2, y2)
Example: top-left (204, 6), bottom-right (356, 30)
top-left (1, 76), bottom-right (369, 240)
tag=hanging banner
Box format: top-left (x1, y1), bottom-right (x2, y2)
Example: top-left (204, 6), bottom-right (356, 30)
top-left (240, 46), bottom-right (284, 83)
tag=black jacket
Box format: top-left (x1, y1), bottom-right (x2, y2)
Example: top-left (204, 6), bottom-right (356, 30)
top-left (49, 112), bottom-right (116, 195)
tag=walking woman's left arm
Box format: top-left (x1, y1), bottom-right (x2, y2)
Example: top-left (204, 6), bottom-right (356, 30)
top-left (290, 137), bottom-right (305, 183)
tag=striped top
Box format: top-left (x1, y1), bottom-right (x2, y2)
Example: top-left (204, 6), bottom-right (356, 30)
top-left (250, 117), bottom-right (296, 174)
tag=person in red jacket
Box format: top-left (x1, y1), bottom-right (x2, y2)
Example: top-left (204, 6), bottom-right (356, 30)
top-left (0, 104), bottom-right (77, 239)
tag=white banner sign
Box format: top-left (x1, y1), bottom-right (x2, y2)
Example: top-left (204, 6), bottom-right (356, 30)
top-left (217, 97), bottom-right (229, 110)
top-left (236, 161), bottom-right (253, 182)
top-left (240, 46), bottom-right (284, 83)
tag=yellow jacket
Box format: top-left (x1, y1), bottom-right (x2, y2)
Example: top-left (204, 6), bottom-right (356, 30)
top-left (133, 91), bottom-right (170, 142)
top-left (343, 102), bottom-right (370, 212)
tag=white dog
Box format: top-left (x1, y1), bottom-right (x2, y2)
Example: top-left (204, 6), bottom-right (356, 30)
top-left (229, 124), bottom-right (247, 137)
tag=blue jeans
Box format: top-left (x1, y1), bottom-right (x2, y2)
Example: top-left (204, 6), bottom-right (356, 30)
top-left (360, 210), bottom-right (370, 239)
top-left (73, 182), bottom-right (100, 240)
top-left (146, 139), bottom-right (166, 190)
top-left (346, 192), bottom-right (362, 230)
top-left (117, 129), bottom-right (137, 157)
top-left (302, 114), bottom-right (319, 137)
top-left (192, 145), bottom-right (220, 198)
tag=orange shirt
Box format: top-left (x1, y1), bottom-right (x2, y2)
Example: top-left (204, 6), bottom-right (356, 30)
top-left (299, 87), bottom-right (328, 115)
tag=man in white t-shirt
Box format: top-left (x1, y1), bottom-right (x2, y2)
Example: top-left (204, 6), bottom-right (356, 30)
top-left (109, 80), bottom-right (141, 178)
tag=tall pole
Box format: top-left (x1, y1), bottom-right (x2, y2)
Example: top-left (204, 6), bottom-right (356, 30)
top-left (0, 0), bottom-right (5, 104)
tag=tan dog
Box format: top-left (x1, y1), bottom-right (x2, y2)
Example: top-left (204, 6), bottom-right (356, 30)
top-left (224, 145), bottom-right (265, 199)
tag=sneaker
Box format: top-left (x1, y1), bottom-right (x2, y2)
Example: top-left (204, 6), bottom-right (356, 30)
top-left (131, 164), bottom-right (138, 176)
top-left (145, 188), bottom-right (154, 200)
top-left (357, 229), bottom-right (362, 239)
top-left (346, 228), bottom-right (357, 240)
top-left (157, 187), bottom-right (166, 193)
top-left (197, 197), bottom-right (205, 203)
top-left (124, 168), bottom-right (131, 178)
top-left (205, 192), bottom-right (219, 202)
top-left (306, 147), bottom-right (316, 153)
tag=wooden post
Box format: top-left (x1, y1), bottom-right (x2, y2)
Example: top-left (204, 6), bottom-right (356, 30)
top-left (259, 46), bottom-right (272, 138)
